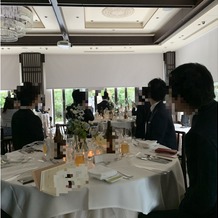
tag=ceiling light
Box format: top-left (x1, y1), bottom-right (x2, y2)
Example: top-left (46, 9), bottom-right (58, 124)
top-left (0, 6), bottom-right (33, 42)
top-left (102, 7), bottom-right (135, 18)
top-left (57, 40), bottom-right (71, 49)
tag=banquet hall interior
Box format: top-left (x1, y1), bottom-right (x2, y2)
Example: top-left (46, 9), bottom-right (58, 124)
top-left (0, 0), bottom-right (218, 218)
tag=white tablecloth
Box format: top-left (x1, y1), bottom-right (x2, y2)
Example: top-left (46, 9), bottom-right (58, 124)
top-left (1, 143), bottom-right (185, 218)
top-left (174, 123), bottom-right (191, 134)
top-left (91, 119), bottom-right (134, 131)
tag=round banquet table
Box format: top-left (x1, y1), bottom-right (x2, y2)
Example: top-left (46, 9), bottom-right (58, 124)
top-left (1, 141), bottom-right (185, 218)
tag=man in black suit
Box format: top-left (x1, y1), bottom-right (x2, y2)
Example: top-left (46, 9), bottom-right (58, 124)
top-left (139, 63), bottom-right (217, 218)
top-left (66, 89), bottom-right (94, 123)
top-left (12, 82), bottom-right (44, 150)
top-left (97, 91), bottom-right (114, 115)
top-left (132, 101), bottom-right (151, 139)
top-left (145, 78), bottom-right (177, 150)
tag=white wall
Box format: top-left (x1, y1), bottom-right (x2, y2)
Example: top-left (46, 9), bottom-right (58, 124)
top-left (0, 55), bottom-right (21, 90)
top-left (44, 53), bottom-right (163, 89)
top-left (176, 27), bottom-right (218, 82)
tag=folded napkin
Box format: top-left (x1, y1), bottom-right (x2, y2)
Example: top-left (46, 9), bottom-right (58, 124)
top-left (93, 153), bottom-right (118, 164)
top-left (5, 151), bottom-right (25, 162)
top-left (88, 165), bottom-right (117, 180)
top-left (137, 140), bottom-right (157, 148)
top-left (155, 148), bottom-right (177, 155)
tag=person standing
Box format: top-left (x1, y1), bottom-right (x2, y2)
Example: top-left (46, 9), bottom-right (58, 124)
top-left (145, 78), bottom-right (177, 150)
top-left (66, 89), bottom-right (94, 123)
top-left (139, 63), bottom-right (217, 218)
top-left (97, 90), bottom-right (114, 115)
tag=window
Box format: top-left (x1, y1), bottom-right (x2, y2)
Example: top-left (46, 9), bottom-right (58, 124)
top-left (53, 89), bottom-right (64, 124)
top-left (0, 90), bottom-right (14, 109)
top-left (52, 87), bottom-right (135, 124)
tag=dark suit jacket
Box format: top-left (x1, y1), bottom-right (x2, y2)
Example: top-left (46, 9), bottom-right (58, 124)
top-left (12, 109), bottom-right (44, 150)
top-left (97, 100), bottom-right (113, 114)
top-left (179, 100), bottom-right (217, 218)
top-left (145, 101), bottom-right (177, 150)
top-left (134, 102), bottom-right (151, 139)
top-left (66, 103), bottom-right (94, 123)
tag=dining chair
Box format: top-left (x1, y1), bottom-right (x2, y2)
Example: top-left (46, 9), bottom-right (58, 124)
top-left (176, 130), bottom-right (188, 190)
top-left (56, 124), bottom-right (68, 136)
top-left (1, 127), bottom-right (13, 155)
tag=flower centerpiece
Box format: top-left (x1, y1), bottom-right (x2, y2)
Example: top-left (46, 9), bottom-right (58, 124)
top-left (67, 105), bottom-right (90, 152)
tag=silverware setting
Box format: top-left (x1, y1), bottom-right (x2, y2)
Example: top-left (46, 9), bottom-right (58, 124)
top-left (137, 154), bottom-right (172, 164)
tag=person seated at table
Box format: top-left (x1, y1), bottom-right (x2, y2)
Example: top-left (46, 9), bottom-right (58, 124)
top-left (138, 63), bottom-right (217, 218)
top-left (132, 101), bottom-right (151, 139)
top-left (97, 91), bottom-right (114, 115)
top-left (1, 97), bottom-right (17, 137)
top-left (145, 78), bottom-right (177, 150)
top-left (11, 82), bottom-right (44, 150)
top-left (66, 89), bottom-right (94, 123)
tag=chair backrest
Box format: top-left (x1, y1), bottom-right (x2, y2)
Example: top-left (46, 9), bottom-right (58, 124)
top-left (176, 130), bottom-right (188, 190)
top-left (56, 124), bottom-right (68, 136)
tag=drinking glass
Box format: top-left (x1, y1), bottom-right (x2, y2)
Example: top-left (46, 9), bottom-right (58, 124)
top-left (74, 152), bottom-right (85, 166)
top-left (120, 140), bottom-right (130, 156)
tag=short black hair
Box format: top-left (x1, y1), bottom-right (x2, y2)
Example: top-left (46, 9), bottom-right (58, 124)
top-left (15, 82), bottom-right (40, 106)
top-left (102, 91), bottom-right (109, 100)
top-left (169, 63), bottom-right (215, 108)
top-left (72, 89), bottom-right (82, 104)
top-left (148, 78), bottom-right (167, 101)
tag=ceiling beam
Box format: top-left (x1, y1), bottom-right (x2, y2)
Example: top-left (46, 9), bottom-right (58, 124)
top-left (1, 0), bottom-right (51, 5)
top-left (1, 0), bottom-right (197, 7)
top-left (154, 0), bottom-right (215, 43)
top-left (50, 0), bottom-right (70, 41)
top-left (1, 36), bottom-right (154, 46)
top-left (56, 0), bottom-right (196, 8)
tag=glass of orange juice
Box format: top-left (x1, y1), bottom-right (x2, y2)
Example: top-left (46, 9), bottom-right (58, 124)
top-left (121, 140), bottom-right (129, 156)
top-left (74, 152), bottom-right (85, 166)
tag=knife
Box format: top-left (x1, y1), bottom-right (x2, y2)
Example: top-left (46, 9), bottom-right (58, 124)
top-left (138, 156), bottom-right (171, 164)
top-left (144, 154), bottom-right (172, 162)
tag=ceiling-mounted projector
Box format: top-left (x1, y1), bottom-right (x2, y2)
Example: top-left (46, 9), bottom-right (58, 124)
top-left (57, 40), bottom-right (71, 48)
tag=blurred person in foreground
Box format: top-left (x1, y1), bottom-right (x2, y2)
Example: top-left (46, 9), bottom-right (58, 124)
top-left (12, 82), bottom-right (44, 150)
top-left (145, 78), bottom-right (177, 150)
top-left (138, 63), bottom-right (217, 218)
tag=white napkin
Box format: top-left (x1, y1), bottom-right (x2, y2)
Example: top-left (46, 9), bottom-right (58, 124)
top-left (137, 140), bottom-right (157, 148)
top-left (88, 165), bottom-right (118, 180)
top-left (5, 151), bottom-right (25, 162)
top-left (93, 153), bottom-right (118, 164)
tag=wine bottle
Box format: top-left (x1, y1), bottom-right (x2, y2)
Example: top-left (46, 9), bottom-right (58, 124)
top-left (105, 121), bottom-right (115, 153)
top-left (54, 124), bottom-right (64, 159)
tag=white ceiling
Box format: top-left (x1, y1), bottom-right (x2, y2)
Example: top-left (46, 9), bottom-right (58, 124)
top-left (1, 1), bottom-right (218, 55)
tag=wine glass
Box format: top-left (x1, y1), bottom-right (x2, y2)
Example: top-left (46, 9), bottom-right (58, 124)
top-left (98, 121), bottom-right (106, 136)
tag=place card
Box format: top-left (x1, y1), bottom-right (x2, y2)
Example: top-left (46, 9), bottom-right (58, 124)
top-left (33, 163), bottom-right (89, 196)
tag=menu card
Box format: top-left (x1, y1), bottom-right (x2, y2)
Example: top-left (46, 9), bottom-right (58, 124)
top-left (32, 163), bottom-right (89, 196)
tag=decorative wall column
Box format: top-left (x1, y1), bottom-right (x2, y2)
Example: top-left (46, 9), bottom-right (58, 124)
top-left (163, 51), bottom-right (175, 85)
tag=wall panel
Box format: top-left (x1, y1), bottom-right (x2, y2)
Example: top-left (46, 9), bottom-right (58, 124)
top-left (0, 55), bottom-right (20, 90)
